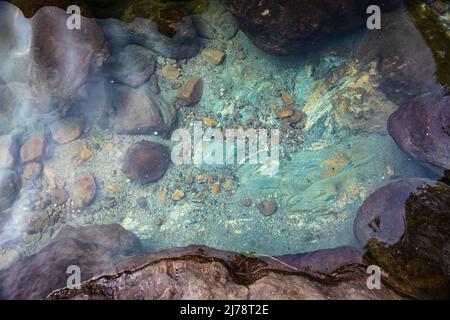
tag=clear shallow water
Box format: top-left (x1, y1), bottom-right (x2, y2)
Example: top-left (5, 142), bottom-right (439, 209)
top-left (0, 0), bottom-right (444, 266)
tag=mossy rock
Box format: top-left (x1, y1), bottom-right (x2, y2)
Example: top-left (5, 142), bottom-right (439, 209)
top-left (405, 0), bottom-right (450, 95)
top-left (6, 0), bottom-right (209, 36)
top-left (358, 174), bottom-right (450, 299)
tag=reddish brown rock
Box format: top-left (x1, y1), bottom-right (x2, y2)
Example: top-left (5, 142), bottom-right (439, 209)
top-left (122, 141), bottom-right (170, 185)
top-left (22, 162), bottom-right (42, 182)
top-left (0, 224), bottom-right (143, 300)
top-left (20, 136), bottom-right (45, 163)
top-left (177, 76), bottom-right (204, 105)
top-left (67, 174), bottom-right (96, 209)
top-left (202, 49), bottom-right (226, 65)
top-left (49, 117), bottom-right (85, 145)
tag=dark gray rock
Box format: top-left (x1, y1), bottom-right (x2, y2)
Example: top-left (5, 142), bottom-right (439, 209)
top-left (354, 178), bottom-right (434, 245)
top-left (0, 169), bottom-right (19, 211)
top-left (0, 224), bottom-right (143, 300)
top-left (358, 10), bottom-right (442, 104)
top-left (223, 0), bottom-right (401, 55)
top-left (388, 95), bottom-right (450, 174)
top-left (109, 44), bottom-right (156, 87)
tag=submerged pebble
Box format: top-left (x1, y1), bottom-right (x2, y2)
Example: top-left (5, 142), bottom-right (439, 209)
top-left (258, 199), bottom-right (278, 216)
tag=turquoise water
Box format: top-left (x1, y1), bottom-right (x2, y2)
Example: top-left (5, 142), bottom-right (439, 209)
top-left (0, 0), bottom-right (439, 267)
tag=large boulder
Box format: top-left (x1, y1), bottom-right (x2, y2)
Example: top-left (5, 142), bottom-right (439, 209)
top-left (222, 0), bottom-right (401, 55)
top-left (357, 9), bottom-right (442, 104)
top-left (388, 95), bottom-right (450, 174)
top-left (29, 6), bottom-right (109, 113)
top-left (0, 224), bottom-right (143, 300)
top-left (47, 245), bottom-right (401, 300)
top-left (354, 178), bottom-right (450, 299)
top-left (109, 44), bottom-right (156, 88)
top-left (0, 1), bottom-right (32, 85)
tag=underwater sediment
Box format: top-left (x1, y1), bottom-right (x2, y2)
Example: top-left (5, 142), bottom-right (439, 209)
top-left (0, 0), bottom-right (449, 299)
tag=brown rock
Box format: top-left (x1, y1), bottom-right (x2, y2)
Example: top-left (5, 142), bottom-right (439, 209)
top-left (161, 65), bottom-right (180, 81)
top-left (276, 106), bottom-right (295, 119)
top-left (202, 49), bottom-right (226, 65)
top-left (172, 189), bottom-right (185, 201)
top-left (0, 135), bottom-right (17, 169)
top-left (122, 141), bottom-right (170, 185)
top-left (281, 90), bottom-right (295, 106)
top-left (20, 136), bottom-right (45, 163)
top-left (203, 117), bottom-right (219, 127)
top-left (50, 117), bottom-right (85, 144)
top-left (258, 199), bottom-right (278, 216)
top-left (114, 86), bottom-right (176, 136)
top-left (177, 76), bottom-right (204, 105)
top-left (67, 174), bottom-right (96, 209)
top-left (158, 188), bottom-right (168, 205)
top-left (22, 162), bottom-right (42, 182)
top-left (241, 198), bottom-right (253, 207)
top-left (211, 183), bottom-right (221, 195)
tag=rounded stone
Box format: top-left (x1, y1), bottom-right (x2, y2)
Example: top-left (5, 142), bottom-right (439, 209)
top-left (122, 141), bottom-right (170, 185)
top-left (258, 199), bottom-right (278, 216)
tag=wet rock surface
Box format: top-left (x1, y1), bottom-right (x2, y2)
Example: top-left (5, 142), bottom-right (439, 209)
top-left (109, 44), bottom-right (156, 88)
top-left (114, 86), bottom-right (176, 136)
top-left (223, 0), bottom-right (401, 55)
top-left (388, 95), bottom-right (450, 174)
top-left (0, 224), bottom-right (143, 299)
top-left (354, 177), bottom-right (450, 299)
top-left (358, 9), bottom-right (441, 104)
top-left (47, 245), bottom-right (401, 300)
top-left (30, 6), bottom-right (109, 113)
top-left (122, 141), bottom-right (170, 185)
top-left (50, 116), bottom-right (85, 145)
